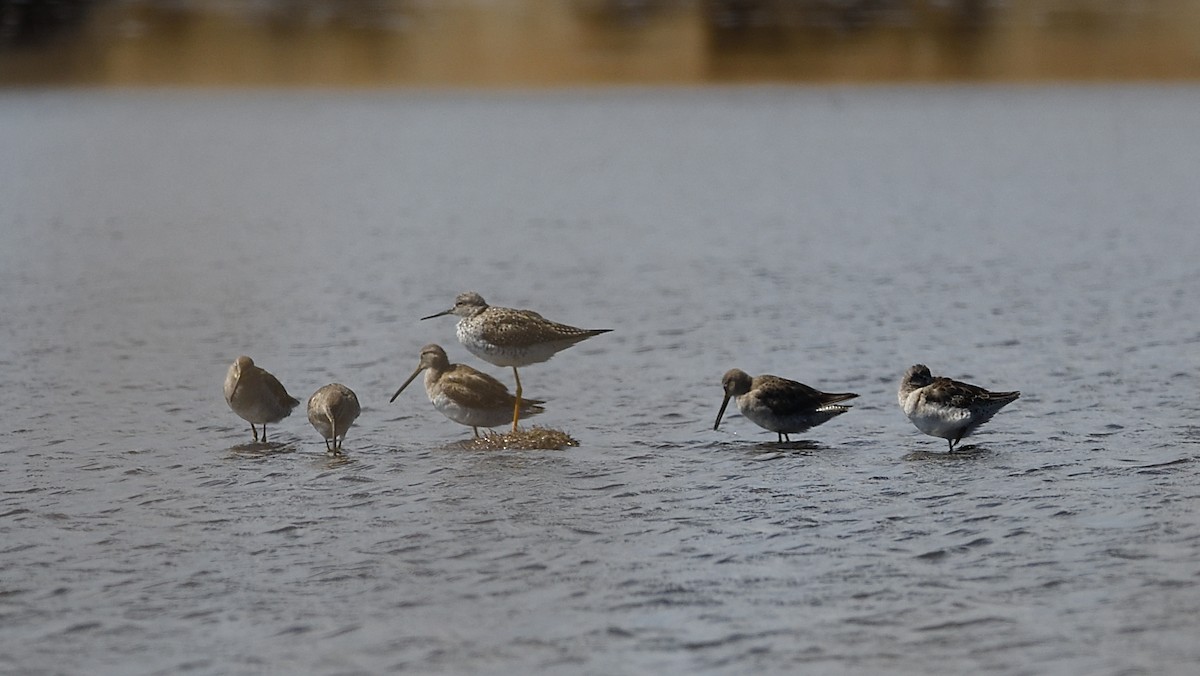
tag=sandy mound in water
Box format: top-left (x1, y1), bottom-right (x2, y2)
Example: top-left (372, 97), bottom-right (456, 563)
top-left (455, 426), bottom-right (579, 451)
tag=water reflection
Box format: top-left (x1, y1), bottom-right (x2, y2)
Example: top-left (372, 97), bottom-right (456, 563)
top-left (226, 441), bottom-right (297, 458)
top-left (2, 0), bottom-right (1197, 83)
top-left (902, 445), bottom-right (993, 462)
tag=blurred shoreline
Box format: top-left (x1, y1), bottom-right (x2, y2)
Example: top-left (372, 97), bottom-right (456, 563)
top-left (3, 0), bottom-right (1200, 86)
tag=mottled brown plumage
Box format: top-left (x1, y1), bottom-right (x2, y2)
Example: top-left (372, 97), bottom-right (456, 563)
top-left (390, 344), bottom-right (545, 437)
top-left (224, 355), bottom-right (300, 442)
top-left (421, 292), bottom-right (608, 431)
top-left (714, 368), bottom-right (858, 443)
top-left (307, 383), bottom-right (361, 454)
top-left (898, 364), bottom-right (1020, 452)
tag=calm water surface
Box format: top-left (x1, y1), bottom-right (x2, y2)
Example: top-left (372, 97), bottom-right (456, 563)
top-left (1, 87), bottom-right (1199, 675)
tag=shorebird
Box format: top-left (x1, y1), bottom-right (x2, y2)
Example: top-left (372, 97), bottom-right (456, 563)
top-left (390, 343), bottom-right (545, 437)
top-left (898, 364), bottom-right (1020, 452)
top-left (421, 292), bottom-right (609, 432)
top-left (713, 368), bottom-right (858, 443)
top-left (307, 383), bottom-right (361, 454)
top-left (224, 355), bottom-right (300, 442)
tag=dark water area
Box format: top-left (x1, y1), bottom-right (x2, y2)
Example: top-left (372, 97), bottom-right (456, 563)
top-left (1, 87), bottom-right (1199, 674)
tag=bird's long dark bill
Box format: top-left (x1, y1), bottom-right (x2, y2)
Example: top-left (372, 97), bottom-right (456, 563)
top-left (419, 308), bottom-right (453, 321)
top-left (389, 367), bottom-right (425, 403)
top-left (714, 393), bottom-right (733, 431)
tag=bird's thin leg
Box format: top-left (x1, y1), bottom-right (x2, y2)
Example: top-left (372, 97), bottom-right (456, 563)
top-left (473, 427), bottom-right (480, 438)
top-left (251, 423), bottom-right (259, 442)
top-left (948, 438), bottom-right (956, 453)
top-left (262, 425), bottom-right (269, 443)
top-left (511, 367), bottom-right (523, 433)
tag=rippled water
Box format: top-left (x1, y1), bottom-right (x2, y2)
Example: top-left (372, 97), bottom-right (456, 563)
top-left (2, 87), bottom-right (1199, 675)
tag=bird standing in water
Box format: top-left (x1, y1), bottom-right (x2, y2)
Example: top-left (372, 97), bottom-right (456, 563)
top-left (307, 383), bottom-right (361, 454)
top-left (421, 292), bottom-right (609, 432)
top-left (224, 355), bottom-right (300, 442)
top-left (898, 364), bottom-right (1020, 452)
top-left (390, 343), bottom-right (545, 437)
top-left (714, 368), bottom-right (858, 443)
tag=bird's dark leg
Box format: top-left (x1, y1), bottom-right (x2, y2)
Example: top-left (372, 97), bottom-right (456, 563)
top-left (473, 427), bottom-right (480, 438)
top-left (251, 423), bottom-right (259, 442)
top-left (262, 425), bottom-right (269, 443)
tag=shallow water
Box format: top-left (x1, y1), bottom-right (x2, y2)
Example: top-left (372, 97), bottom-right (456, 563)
top-left (1, 87), bottom-right (1198, 675)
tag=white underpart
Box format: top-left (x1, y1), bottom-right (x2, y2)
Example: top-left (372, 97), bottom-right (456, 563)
top-left (457, 322), bottom-right (567, 367)
top-left (429, 390), bottom-right (511, 429)
top-left (900, 390), bottom-right (971, 439)
top-left (738, 396), bottom-right (847, 434)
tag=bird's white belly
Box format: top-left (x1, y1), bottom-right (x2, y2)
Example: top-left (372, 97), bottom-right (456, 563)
top-left (431, 392), bottom-right (510, 429)
top-left (902, 393), bottom-right (970, 439)
top-left (738, 397), bottom-right (841, 434)
top-left (457, 325), bottom-right (560, 367)
top-left (737, 399), bottom-right (788, 433)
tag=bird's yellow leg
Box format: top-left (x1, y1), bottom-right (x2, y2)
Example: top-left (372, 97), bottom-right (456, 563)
top-left (511, 367), bottom-right (523, 433)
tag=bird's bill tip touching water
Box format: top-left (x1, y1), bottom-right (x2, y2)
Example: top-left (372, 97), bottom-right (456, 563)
top-left (389, 366), bottom-right (425, 403)
top-left (714, 393), bottom-right (734, 431)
